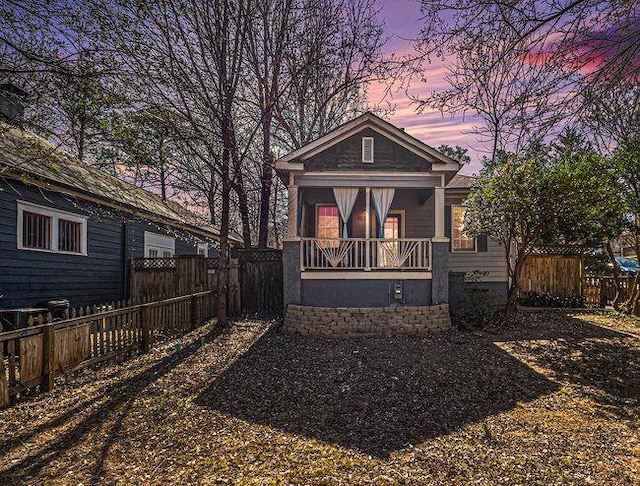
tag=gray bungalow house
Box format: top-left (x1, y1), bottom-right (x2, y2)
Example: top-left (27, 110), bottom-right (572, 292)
top-left (0, 121), bottom-right (238, 317)
top-left (276, 113), bottom-right (508, 337)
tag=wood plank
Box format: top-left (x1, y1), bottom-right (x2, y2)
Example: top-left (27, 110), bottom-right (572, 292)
top-left (54, 324), bottom-right (90, 371)
top-left (7, 339), bottom-right (16, 387)
top-left (0, 357), bottom-right (10, 408)
top-left (19, 334), bottom-right (43, 383)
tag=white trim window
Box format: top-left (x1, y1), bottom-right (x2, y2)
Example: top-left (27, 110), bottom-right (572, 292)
top-left (197, 243), bottom-right (208, 257)
top-left (17, 201), bottom-right (88, 255)
top-left (362, 137), bottom-right (374, 163)
top-left (451, 205), bottom-right (477, 252)
top-left (144, 231), bottom-right (175, 258)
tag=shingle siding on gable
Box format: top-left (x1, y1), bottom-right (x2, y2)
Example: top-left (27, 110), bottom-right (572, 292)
top-left (304, 128), bottom-right (431, 172)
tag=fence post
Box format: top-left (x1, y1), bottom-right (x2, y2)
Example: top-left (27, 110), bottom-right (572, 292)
top-left (599, 278), bottom-right (608, 308)
top-left (190, 295), bottom-right (199, 330)
top-left (141, 305), bottom-right (151, 352)
top-left (42, 323), bottom-right (55, 392)
top-left (0, 357), bottom-right (9, 409)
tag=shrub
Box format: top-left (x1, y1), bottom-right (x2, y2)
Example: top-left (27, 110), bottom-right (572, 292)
top-left (520, 292), bottom-right (586, 308)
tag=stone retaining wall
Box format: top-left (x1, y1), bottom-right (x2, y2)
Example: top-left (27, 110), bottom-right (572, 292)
top-left (283, 304), bottom-right (452, 338)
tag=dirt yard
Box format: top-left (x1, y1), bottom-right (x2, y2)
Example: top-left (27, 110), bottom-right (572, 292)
top-left (0, 310), bottom-right (638, 485)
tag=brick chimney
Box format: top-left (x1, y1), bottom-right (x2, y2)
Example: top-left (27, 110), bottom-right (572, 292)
top-left (0, 83), bottom-right (29, 125)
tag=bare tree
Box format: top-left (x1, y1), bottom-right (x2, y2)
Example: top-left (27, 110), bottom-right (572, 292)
top-left (274, 0), bottom-right (386, 151)
top-left (92, 0), bottom-right (257, 325)
top-left (414, 26), bottom-right (566, 161)
top-left (417, 1), bottom-right (639, 97)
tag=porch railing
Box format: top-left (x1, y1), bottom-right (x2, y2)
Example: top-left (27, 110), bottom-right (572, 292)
top-left (301, 238), bottom-right (431, 271)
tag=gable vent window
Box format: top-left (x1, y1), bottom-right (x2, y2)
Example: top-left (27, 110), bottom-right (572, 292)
top-left (362, 137), bottom-right (374, 163)
top-left (17, 201), bottom-right (88, 255)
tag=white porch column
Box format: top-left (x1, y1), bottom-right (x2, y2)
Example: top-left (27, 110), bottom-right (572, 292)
top-left (434, 186), bottom-right (446, 240)
top-left (365, 187), bottom-right (371, 270)
top-left (287, 184), bottom-right (299, 239)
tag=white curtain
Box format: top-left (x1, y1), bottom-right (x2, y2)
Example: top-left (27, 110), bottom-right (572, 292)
top-left (333, 187), bottom-right (359, 237)
top-left (372, 188), bottom-right (395, 238)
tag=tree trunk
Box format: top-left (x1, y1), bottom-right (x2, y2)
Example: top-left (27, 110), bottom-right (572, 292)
top-left (232, 177), bottom-right (252, 248)
top-left (605, 242), bottom-right (624, 309)
top-left (258, 113), bottom-right (274, 248)
top-left (217, 111), bottom-right (234, 327)
top-left (505, 252), bottom-right (525, 317)
top-left (622, 234), bottom-right (640, 313)
top-left (159, 137), bottom-right (167, 201)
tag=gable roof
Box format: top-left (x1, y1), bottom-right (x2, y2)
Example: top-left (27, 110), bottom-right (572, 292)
top-left (275, 112), bottom-right (460, 172)
top-left (0, 123), bottom-right (240, 243)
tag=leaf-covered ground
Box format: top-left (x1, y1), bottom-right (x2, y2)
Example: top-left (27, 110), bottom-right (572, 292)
top-left (0, 311), bottom-right (638, 485)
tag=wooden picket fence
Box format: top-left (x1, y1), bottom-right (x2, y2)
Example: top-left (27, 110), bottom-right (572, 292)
top-left (583, 275), bottom-right (640, 315)
top-left (0, 290), bottom-right (216, 409)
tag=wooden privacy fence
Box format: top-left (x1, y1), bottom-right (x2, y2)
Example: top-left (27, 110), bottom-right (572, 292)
top-left (238, 249), bottom-right (283, 315)
top-left (130, 252), bottom-right (283, 316)
top-left (130, 256), bottom-right (209, 299)
top-left (519, 253), bottom-right (584, 298)
top-left (129, 256), bottom-right (241, 315)
top-left (0, 290), bottom-right (216, 409)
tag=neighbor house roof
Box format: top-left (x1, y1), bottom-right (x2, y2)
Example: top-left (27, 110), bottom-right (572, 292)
top-left (446, 173), bottom-right (476, 189)
top-left (275, 112), bottom-right (461, 173)
top-left (0, 123), bottom-right (241, 244)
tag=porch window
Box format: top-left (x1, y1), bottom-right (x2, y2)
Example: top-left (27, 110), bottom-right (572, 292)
top-left (316, 205), bottom-right (340, 240)
top-left (17, 201), bottom-right (87, 255)
top-left (379, 212), bottom-right (403, 267)
top-left (451, 205), bottom-right (476, 252)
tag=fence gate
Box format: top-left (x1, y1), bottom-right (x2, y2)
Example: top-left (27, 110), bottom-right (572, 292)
top-left (237, 249), bottom-right (283, 315)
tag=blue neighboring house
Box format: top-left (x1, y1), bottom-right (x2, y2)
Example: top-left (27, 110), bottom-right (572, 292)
top-left (0, 120), bottom-right (237, 312)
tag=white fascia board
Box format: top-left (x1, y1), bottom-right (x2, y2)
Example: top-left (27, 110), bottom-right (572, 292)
top-left (275, 161), bottom-right (304, 171)
top-left (295, 172), bottom-right (442, 188)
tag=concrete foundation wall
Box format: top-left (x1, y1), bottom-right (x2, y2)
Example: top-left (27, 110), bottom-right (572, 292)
top-left (301, 278), bottom-right (431, 307)
top-left (449, 272), bottom-right (509, 310)
top-left (283, 304), bottom-right (451, 338)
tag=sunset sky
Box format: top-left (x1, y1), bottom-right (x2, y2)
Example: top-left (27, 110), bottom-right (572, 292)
top-left (371, 0), bottom-right (486, 174)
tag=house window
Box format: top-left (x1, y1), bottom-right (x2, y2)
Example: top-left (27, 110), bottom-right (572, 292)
top-left (316, 205), bottom-right (340, 239)
top-left (362, 137), bottom-right (374, 163)
top-left (144, 231), bottom-right (175, 258)
top-left (17, 201), bottom-right (87, 255)
top-left (22, 211), bottom-right (51, 250)
top-left (451, 205), bottom-right (476, 252)
top-left (197, 243), bottom-right (208, 257)
top-left (58, 219), bottom-right (82, 253)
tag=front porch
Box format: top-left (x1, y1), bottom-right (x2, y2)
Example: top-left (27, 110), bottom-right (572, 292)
top-left (282, 179), bottom-right (451, 309)
top-left (300, 237), bottom-right (432, 272)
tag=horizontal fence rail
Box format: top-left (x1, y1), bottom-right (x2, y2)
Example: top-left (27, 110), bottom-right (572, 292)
top-left (0, 291), bottom-right (216, 409)
top-left (301, 238), bottom-right (431, 271)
